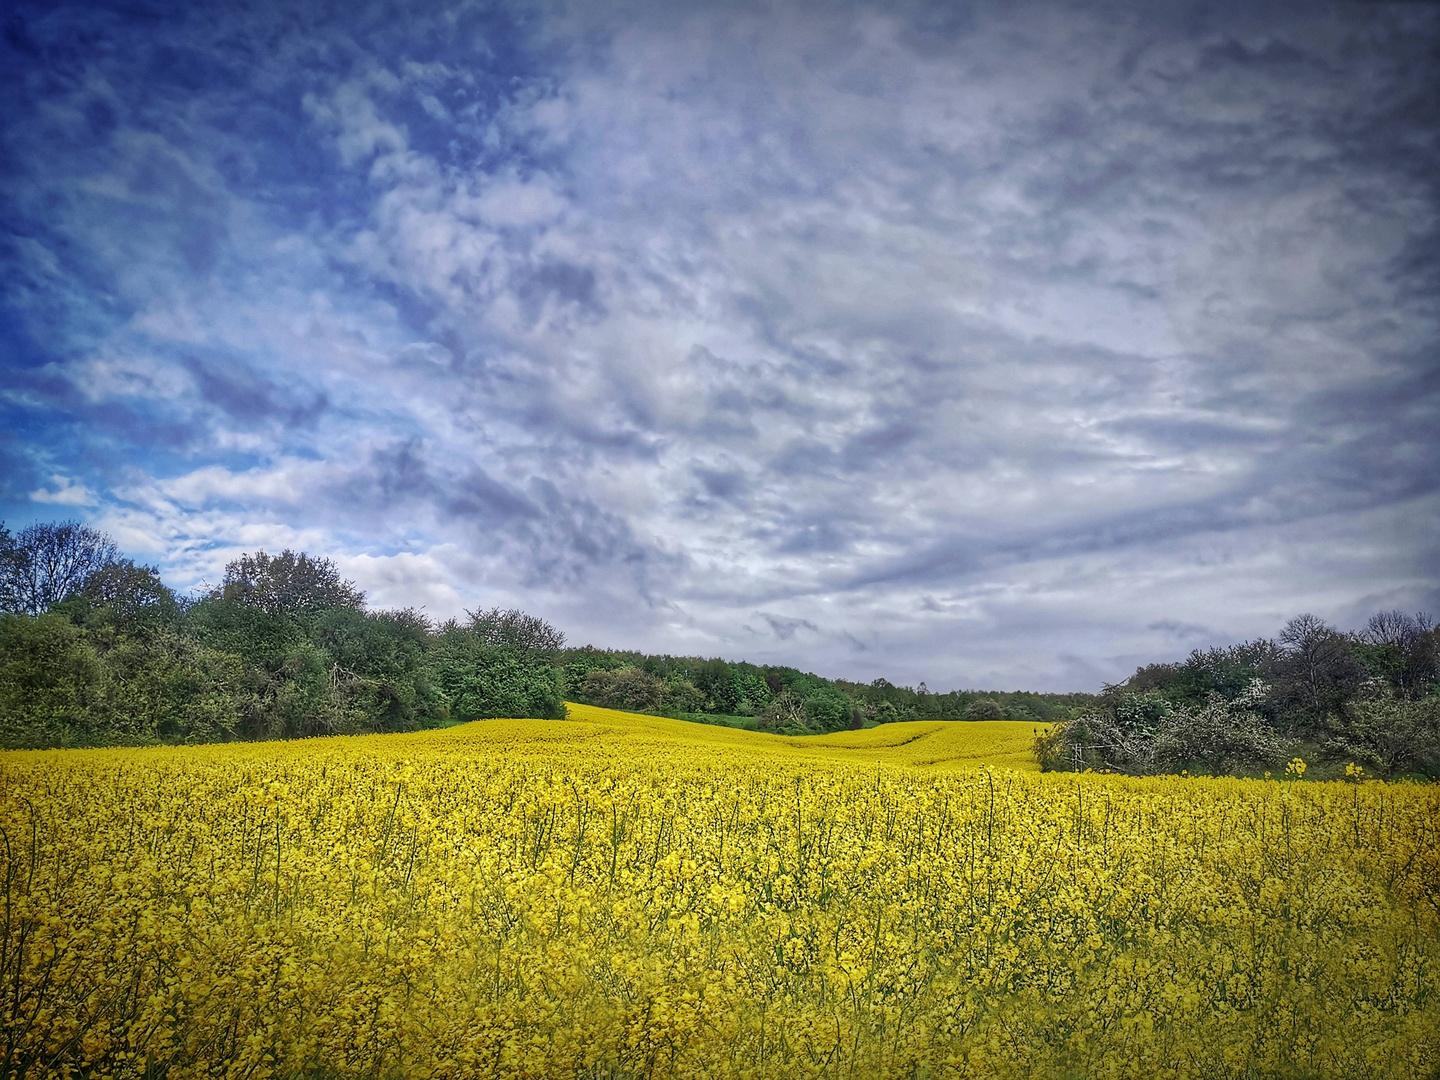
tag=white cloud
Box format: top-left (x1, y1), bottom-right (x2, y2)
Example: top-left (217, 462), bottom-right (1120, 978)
top-left (303, 77), bottom-right (408, 167)
top-left (30, 475), bottom-right (97, 506)
top-left (471, 175), bottom-right (569, 228)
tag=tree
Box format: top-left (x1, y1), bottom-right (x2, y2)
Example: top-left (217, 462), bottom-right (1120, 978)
top-left (1362, 610), bottom-right (1430, 650)
top-left (758, 690), bottom-right (806, 731)
top-left (218, 550), bottom-right (366, 618)
top-left (1339, 696), bottom-right (1440, 777)
top-left (1039, 680), bottom-right (1282, 776)
top-left (870, 699), bottom-right (900, 724)
top-left (966, 698), bottom-right (1005, 722)
top-left (312, 607), bottom-right (440, 732)
top-left (70, 559), bottom-right (181, 630)
top-left (1113, 690), bottom-right (1171, 738)
top-left (1269, 613), bottom-right (1365, 726)
top-left (1146, 686), bottom-right (1283, 776)
top-left (0, 520), bottom-right (119, 616)
top-left (582, 666), bottom-right (666, 712)
top-left (803, 687), bottom-right (851, 732)
top-left (0, 613), bottom-right (104, 745)
top-left (431, 625), bottom-right (566, 722)
top-left (428, 615), bottom-right (567, 723)
top-left (663, 673), bottom-right (705, 713)
top-left (466, 607), bottom-right (566, 652)
top-left (1357, 610), bottom-right (1438, 699)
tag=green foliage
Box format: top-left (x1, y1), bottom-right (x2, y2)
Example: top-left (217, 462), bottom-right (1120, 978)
top-left (574, 664), bottom-right (706, 717)
top-left (560, 647), bottom-right (625, 699)
top-left (837, 677), bottom-right (1093, 725)
top-left (561, 650), bottom-right (1090, 732)
top-left (217, 549), bottom-right (366, 618)
top-left (870, 700), bottom-right (900, 724)
top-left (1041, 681), bottom-right (1282, 777)
top-left (1147, 692), bottom-right (1285, 776)
top-left (428, 624), bottom-right (566, 722)
top-left (802, 687), bottom-right (851, 733)
top-left (465, 607), bottom-right (566, 652)
top-left (1114, 690), bottom-right (1171, 738)
top-left (757, 689), bottom-right (806, 733)
top-left (65, 558), bottom-right (181, 631)
top-left (0, 614), bottom-right (246, 748)
top-left (0, 525), bottom-right (572, 748)
top-left (1043, 610), bottom-right (1440, 778)
top-left (1333, 696), bottom-right (1440, 778)
top-left (662, 673), bottom-right (705, 714)
top-left (313, 607), bottom-right (441, 733)
top-left (0, 614), bottom-right (105, 746)
top-left (965, 698), bottom-right (1005, 722)
top-left (582, 666), bottom-right (668, 713)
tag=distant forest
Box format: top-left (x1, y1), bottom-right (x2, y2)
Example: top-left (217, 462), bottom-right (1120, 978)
top-left (0, 520), bottom-right (1085, 750)
top-left (2, 519), bottom-right (1436, 778)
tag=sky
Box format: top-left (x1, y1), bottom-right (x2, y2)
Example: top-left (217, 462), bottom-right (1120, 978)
top-left (2, 0), bottom-right (1437, 692)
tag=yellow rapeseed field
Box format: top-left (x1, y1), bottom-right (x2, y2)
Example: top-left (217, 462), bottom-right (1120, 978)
top-left (2, 704), bottom-right (1437, 1079)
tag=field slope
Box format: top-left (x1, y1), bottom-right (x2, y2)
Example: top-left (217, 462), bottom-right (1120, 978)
top-left (1, 706), bottom-right (1436, 1079)
top-left (514, 702), bottom-right (1047, 769)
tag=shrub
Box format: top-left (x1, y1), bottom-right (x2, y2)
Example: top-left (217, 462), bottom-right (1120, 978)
top-left (758, 690), bottom-right (805, 731)
top-left (1147, 694), bottom-right (1285, 775)
top-left (582, 666), bottom-right (667, 713)
top-left (803, 688), bottom-right (852, 733)
top-left (1336, 695), bottom-right (1440, 778)
top-left (966, 698), bottom-right (1005, 722)
top-left (1039, 680), bottom-right (1284, 776)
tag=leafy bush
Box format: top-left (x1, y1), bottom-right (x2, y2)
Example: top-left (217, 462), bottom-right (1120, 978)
top-left (1147, 691), bottom-right (1285, 776)
top-left (0, 614), bottom-right (247, 748)
top-left (430, 624), bottom-right (566, 722)
top-left (1040, 681), bottom-right (1283, 776)
top-left (758, 690), bottom-right (805, 732)
top-left (802, 687), bottom-right (852, 733)
top-left (581, 666), bottom-right (667, 713)
top-left (965, 698), bottom-right (1004, 722)
top-left (1334, 695), bottom-right (1440, 778)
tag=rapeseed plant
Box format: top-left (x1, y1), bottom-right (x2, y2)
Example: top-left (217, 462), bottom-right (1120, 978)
top-left (0, 703), bottom-right (1435, 1078)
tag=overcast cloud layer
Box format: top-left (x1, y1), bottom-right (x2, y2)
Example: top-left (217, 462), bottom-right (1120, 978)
top-left (3, 0), bottom-right (1437, 690)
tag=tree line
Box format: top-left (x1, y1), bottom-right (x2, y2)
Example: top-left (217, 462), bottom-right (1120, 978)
top-left (0, 522), bottom-right (565, 747)
top-left (1037, 612), bottom-right (1440, 779)
top-left (0, 520), bottom-right (1090, 748)
top-left (562, 647), bottom-right (1091, 733)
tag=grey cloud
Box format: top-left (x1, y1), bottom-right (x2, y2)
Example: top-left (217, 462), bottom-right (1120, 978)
top-left (840, 423), bottom-right (921, 472)
top-left (4, 366), bottom-right (205, 452)
top-left (1100, 415), bottom-right (1279, 454)
top-left (519, 262), bottom-right (602, 322)
top-left (183, 356), bottom-right (328, 428)
top-left (769, 440), bottom-right (839, 479)
top-left (518, 477), bottom-right (670, 591)
top-left (1147, 619), bottom-right (1217, 641)
top-left (845, 538), bottom-right (986, 591)
top-left (446, 469), bottom-right (540, 525)
top-left (762, 613), bottom-right (820, 641)
top-left (335, 439), bottom-right (439, 509)
top-left (692, 466), bottom-right (747, 501)
top-left (776, 521), bottom-right (853, 556)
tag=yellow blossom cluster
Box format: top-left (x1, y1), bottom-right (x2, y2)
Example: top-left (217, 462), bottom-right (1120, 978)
top-left (1, 704), bottom-right (1436, 1079)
